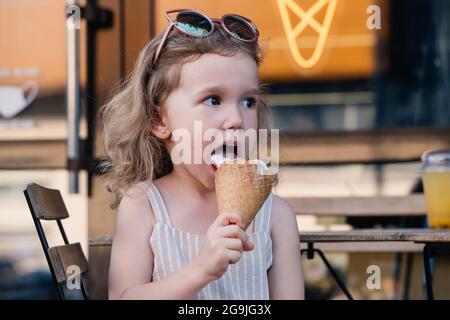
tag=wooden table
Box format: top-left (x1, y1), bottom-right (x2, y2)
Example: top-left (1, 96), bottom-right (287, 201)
top-left (298, 228), bottom-right (450, 300)
top-left (89, 229), bottom-right (450, 247)
top-left (299, 228), bottom-right (450, 243)
top-left (89, 228), bottom-right (450, 300)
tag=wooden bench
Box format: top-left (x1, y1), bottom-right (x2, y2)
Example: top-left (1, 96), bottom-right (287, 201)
top-left (284, 195), bottom-right (427, 253)
top-left (286, 195), bottom-right (426, 217)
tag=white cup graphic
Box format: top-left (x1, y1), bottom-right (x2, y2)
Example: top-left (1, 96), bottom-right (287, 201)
top-left (0, 81), bottom-right (39, 118)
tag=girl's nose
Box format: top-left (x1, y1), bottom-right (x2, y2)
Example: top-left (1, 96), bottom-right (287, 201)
top-left (222, 104), bottom-right (244, 130)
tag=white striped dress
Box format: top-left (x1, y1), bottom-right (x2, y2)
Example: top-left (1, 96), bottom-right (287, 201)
top-left (137, 181), bottom-right (273, 300)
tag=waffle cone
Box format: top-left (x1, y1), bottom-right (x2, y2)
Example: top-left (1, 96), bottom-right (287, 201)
top-left (215, 159), bottom-right (275, 229)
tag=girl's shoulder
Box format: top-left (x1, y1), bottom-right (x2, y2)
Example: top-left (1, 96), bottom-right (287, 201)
top-left (269, 194), bottom-right (297, 234)
top-left (123, 180), bottom-right (151, 204)
top-left (116, 181), bottom-right (157, 229)
top-left (270, 194), bottom-right (293, 212)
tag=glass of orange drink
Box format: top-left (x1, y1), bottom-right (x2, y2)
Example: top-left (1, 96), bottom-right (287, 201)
top-left (419, 150), bottom-right (450, 228)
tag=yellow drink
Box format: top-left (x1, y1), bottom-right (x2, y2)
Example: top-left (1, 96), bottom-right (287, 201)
top-left (422, 171), bottom-right (450, 228)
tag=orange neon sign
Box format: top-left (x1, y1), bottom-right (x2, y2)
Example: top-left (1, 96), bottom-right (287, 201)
top-left (154, 0), bottom-right (380, 80)
top-left (276, 0), bottom-right (338, 69)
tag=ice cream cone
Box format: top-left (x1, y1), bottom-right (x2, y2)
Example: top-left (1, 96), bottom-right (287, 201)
top-left (215, 159), bottom-right (276, 229)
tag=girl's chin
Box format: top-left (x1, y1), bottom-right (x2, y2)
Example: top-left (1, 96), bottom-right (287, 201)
top-left (201, 164), bottom-right (217, 190)
top-left (178, 163), bottom-right (217, 191)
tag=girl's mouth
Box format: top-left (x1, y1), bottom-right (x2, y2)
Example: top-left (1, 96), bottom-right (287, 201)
top-left (210, 142), bottom-right (243, 176)
top-left (210, 143), bottom-right (238, 174)
top-left (211, 143), bottom-right (239, 158)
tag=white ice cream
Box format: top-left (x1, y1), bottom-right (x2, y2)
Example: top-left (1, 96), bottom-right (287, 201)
top-left (211, 154), bottom-right (269, 175)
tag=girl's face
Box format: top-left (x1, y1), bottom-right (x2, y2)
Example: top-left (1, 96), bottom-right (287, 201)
top-left (160, 52), bottom-right (259, 190)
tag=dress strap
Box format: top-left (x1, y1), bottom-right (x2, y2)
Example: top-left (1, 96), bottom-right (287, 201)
top-left (143, 182), bottom-right (172, 226)
top-left (256, 193), bottom-right (273, 233)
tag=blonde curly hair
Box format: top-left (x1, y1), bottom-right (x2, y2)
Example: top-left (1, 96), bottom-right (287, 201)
top-left (98, 25), bottom-right (271, 209)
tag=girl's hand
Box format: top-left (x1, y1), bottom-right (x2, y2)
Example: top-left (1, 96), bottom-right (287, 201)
top-left (195, 212), bottom-right (254, 282)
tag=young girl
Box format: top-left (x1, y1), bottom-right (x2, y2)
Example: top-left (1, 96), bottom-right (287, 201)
top-left (101, 9), bottom-right (304, 300)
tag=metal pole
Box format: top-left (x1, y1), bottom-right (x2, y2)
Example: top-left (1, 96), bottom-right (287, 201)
top-left (422, 244), bottom-right (434, 300)
top-left (66, 0), bottom-right (81, 193)
top-left (301, 243), bottom-right (354, 300)
top-left (315, 249), bottom-right (354, 300)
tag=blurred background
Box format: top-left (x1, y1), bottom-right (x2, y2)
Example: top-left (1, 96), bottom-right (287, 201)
top-left (1, 0), bottom-right (449, 299)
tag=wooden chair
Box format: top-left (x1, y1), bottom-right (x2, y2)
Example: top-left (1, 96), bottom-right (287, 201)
top-left (23, 183), bottom-right (89, 300)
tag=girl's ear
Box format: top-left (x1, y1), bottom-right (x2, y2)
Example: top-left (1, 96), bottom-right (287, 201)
top-left (151, 106), bottom-right (171, 140)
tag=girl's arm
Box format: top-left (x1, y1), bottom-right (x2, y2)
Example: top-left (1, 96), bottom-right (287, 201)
top-left (108, 185), bottom-right (252, 300)
top-left (108, 185), bottom-right (208, 299)
top-left (268, 195), bottom-right (305, 300)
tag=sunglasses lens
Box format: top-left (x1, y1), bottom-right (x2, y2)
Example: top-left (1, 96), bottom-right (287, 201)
top-left (223, 15), bottom-right (256, 41)
top-left (176, 12), bottom-right (212, 36)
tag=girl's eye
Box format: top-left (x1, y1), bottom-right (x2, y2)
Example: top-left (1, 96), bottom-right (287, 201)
top-left (203, 95), bottom-right (221, 106)
top-left (242, 97), bottom-right (257, 109)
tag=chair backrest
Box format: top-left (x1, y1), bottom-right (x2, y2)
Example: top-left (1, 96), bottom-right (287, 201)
top-left (48, 243), bottom-right (89, 300)
top-left (25, 183), bottom-right (69, 220)
top-left (24, 183), bottom-right (88, 300)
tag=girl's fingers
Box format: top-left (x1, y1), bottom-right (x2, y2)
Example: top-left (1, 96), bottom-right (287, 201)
top-left (226, 238), bottom-right (254, 252)
top-left (217, 224), bottom-right (248, 243)
top-left (243, 240), bottom-right (254, 251)
top-left (212, 212), bottom-right (244, 229)
top-left (226, 249), bottom-right (242, 265)
top-left (223, 238), bottom-right (243, 252)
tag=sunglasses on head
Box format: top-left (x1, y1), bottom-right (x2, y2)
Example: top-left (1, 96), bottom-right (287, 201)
top-left (152, 9), bottom-right (260, 68)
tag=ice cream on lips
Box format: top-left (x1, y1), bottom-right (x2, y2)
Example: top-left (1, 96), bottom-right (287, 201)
top-left (211, 153), bottom-right (270, 176)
